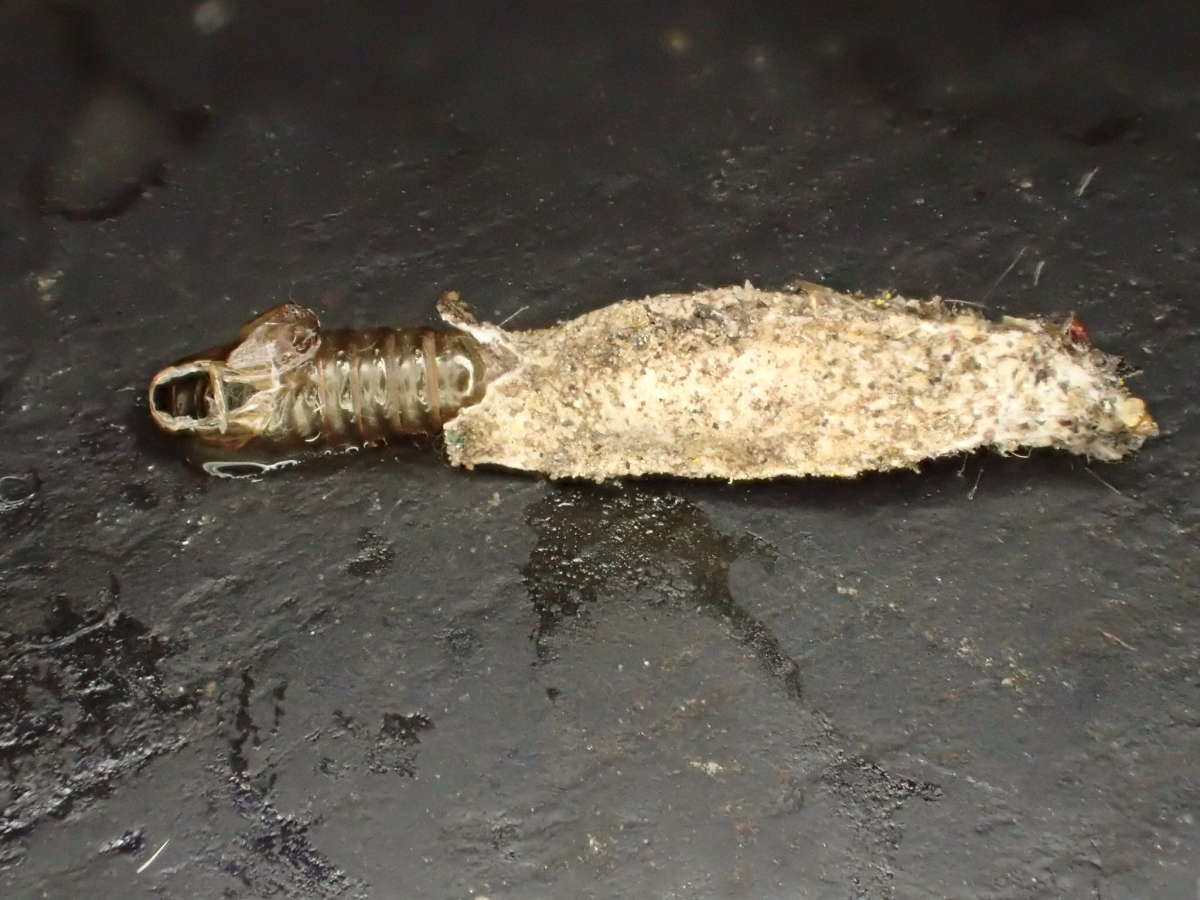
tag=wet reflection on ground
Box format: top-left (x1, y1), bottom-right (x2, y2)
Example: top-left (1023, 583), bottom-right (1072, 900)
top-left (524, 485), bottom-right (805, 694)
top-left (522, 484), bottom-right (942, 896)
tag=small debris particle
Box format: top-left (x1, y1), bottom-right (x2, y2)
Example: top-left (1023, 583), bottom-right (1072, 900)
top-left (1100, 629), bottom-right (1137, 651)
top-left (983, 246), bottom-right (1028, 301)
top-left (664, 28), bottom-right (692, 55)
top-left (100, 829), bottom-right (145, 854)
top-left (1084, 466), bottom-right (1125, 497)
top-left (34, 270), bottom-right (63, 302)
top-left (193, 0), bottom-right (232, 34)
top-left (1076, 166), bottom-right (1100, 198)
top-left (136, 838), bottom-right (170, 874)
top-left (690, 759), bottom-right (726, 777)
top-left (968, 465), bottom-right (984, 500)
top-left (0, 472), bottom-right (39, 513)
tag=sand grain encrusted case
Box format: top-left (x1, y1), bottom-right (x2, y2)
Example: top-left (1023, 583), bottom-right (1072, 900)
top-left (439, 282), bottom-right (1157, 480)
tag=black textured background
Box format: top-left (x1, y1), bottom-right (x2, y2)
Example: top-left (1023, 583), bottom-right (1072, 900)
top-left (1, 1), bottom-right (1198, 898)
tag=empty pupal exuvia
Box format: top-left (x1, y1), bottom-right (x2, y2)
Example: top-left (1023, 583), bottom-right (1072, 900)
top-left (148, 282), bottom-right (1157, 479)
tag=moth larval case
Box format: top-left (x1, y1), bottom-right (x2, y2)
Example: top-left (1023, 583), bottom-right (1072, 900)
top-left (149, 282), bottom-right (1157, 480)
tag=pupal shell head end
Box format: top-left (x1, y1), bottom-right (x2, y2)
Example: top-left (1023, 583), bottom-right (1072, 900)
top-left (148, 359), bottom-right (229, 436)
top-left (148, 303), bottom-right (322, 444)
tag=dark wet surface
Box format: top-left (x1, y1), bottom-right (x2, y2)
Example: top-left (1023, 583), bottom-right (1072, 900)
top-left (25, 4), bottom-right (209, 222)
top-left (1, 1), bottom-right (1198, 897)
